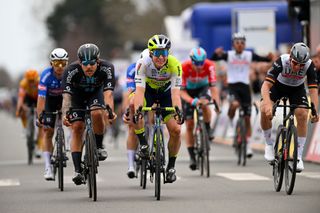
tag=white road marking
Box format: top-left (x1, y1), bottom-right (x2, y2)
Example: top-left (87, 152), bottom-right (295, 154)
top-left (0, 179), bottom-right (20, 186)
top-left (216, 172), bottom-right (270, 181)
top-left (298, 172), bottom-right (320, 179)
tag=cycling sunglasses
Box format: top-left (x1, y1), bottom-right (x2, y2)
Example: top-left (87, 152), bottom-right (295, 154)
top-left (152, 49), bottom-right (169, 57)
top-left (81, 59), bottom-right (97, 66)
top-left (192, 60), bottom-right (205, 66)
top-left (52, 60), bottom-right (68, 67)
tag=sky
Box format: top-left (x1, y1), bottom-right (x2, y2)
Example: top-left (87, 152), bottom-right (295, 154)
top-left (0, 0), bottom-right (61, 80)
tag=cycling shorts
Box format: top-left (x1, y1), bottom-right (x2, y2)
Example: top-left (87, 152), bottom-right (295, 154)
top-left (228, 83), bottom-right (252, 116)
top-left (182, 86), bottom-right (210, 120)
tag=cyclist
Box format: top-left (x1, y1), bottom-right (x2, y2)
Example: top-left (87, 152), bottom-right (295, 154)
top-left (122, 49), bottom-right (151, 178)
top-left (211, 32), bottom-right (273, 157)
top-left (181, 47), bottom-right (220, 170)
top-left (36, 48), bottom-right (69, 180)
top-left (16, 69), bottom-right (43, 158)
top-left (260, 42), bottom-right (319, 171)
top-left (134, 34), bottom-right (184, 183)
top-left (61, 43), bottom-right (116, 185)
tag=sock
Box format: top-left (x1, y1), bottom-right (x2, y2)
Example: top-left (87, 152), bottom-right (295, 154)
top-left (187, 147), bottom-right (195, 160)
top-left (263, 128), bottom-right (273, 145)
top-left (167, 156), bottom-right (177, 170)
top-left (127, 149), bottom-right (135, 169)
top-left (43, 151), bottom-right (51, 169)
top-left (72, 152), bottom-right (82, 173)
top-left (135, 128), bottom-right (147, 146)
top-left (297, 137), bottom-right (306, 159)
top-left (95, 134), bottom-right (104, 149)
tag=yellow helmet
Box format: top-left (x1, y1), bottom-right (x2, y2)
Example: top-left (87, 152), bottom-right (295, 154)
top-left (147, 34), bottom-right (171, 51)
top-left (24, 69), bottom-right (39, 81)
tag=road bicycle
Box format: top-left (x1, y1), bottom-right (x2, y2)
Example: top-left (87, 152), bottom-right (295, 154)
top-left (233, 103), bottom-right (258, 166)
top-left (135, 103), bottom-right (181, 200)
top-left (42, 110), bottom-right (68, 191)
top-left (68, 104), bottom-right (113, 201)
top-left (271, 97), bottom-right (316, 195)
top-left (193, 100), bottom-right (219, 177)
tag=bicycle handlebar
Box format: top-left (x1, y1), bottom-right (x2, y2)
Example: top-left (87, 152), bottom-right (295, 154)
top-left (68, 104), bottom-right (114, 120)
top-left (272, 99), bottom-right (317, 117)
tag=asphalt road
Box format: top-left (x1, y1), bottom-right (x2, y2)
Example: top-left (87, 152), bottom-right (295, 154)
top-left (0, 111), bottom-right (319, 213)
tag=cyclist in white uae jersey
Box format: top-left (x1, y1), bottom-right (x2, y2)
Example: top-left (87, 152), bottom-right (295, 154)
top-left (260, 42), bottom-right (319, 171)
top-left (211, 32), bottom-right (273, 157)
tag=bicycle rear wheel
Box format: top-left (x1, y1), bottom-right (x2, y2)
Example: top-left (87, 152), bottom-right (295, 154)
top-left (273, 125), bottom-right (285, 192)
top-left (86, 131), bottom-right (97, 201)
top-left (155, 128), bottom-right (162, 200)
top-left (26, 115), bottom-right (35, 165)
top-left (235, 120), bottom-right (242, 166)
top-left (285, 125), bottom-right (298, 195)
top-left (200, 122), bottom-right (210, 177)
top-left (240, 121), bottom-right (247, 167)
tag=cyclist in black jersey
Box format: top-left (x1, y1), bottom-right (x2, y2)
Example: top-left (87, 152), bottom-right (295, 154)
top-left (61, 43), bottom-right (116, 185)
top-left (211, 32), bottom-right (273, 157)
top-left (260, 42), bottom-right (319, 172)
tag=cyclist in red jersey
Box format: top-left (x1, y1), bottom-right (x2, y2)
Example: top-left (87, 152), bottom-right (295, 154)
top-left (181, 47), bottom-right (220, 170)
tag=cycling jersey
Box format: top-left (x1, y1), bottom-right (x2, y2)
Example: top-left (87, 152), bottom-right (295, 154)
top-left (181, 59), bottom-right (216, 90)
top-left (126, 63), bottom-right (136, 91)
top-left (38, 67), bottom-right (63, 98)
top-left (211, 50), bottom-right (271, 84)
top-left (19, 78), bottom-right (39, 100)
top-left (135, 55), bottom-right (182, 91)
top-left (62, 59), bottom-right (115, 95)
top-left (265, 54), bottom-right (318, 89)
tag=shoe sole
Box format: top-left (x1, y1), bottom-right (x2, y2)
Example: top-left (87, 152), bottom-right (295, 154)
top-left (127, 172), bottom-right (135, 179)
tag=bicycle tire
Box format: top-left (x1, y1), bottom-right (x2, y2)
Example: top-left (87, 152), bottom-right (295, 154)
top-left (155, 128), bottom-right (162, 200)
top-left (235, 120), bottom-right (242, 166)
top-left (56, 127), bottom-right (64, 191)
top-left (285, 125), bottom-right (298, 195)
top-left (26, 113), bottom-right (35, 165)
top-left (194, 131), bottom-right (201, 172)
top-left (140, 159), bottom-right (147, 189)
top-left (200, 122), bottom-right (210, 177)
top-left (86, 130), bottom-right (97, 201)
top-left (273, 125), bottom-right (285, 192)
top-left (240, 119), bottom-right (247, 167)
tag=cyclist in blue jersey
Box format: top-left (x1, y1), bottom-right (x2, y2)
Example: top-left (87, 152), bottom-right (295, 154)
top-left (122, 49), bottom-right (150, 178)
top-left (37, 48), bottom-right (69, 180)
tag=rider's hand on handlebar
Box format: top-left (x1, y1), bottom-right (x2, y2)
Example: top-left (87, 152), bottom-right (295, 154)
top-left (174, 107), bottom-right (184, 125)
top-left (63, 115), bottom-right (72, 127)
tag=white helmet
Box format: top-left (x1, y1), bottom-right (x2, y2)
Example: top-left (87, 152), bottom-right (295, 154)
top-left (290, 42), bottom-right (310, 64)
top-left (50, 48), bottom-right (68, 61)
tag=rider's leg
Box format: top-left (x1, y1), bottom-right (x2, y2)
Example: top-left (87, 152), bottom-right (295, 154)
top-left (43, 128), bottom-right (54, 168)
top-left (260, 106), bottom-right (274, 161)
top-left (127, 125), bottom-right (138, 177)
top-left (71, 121), bottom-right (85, 173)
top-left (185, 119), bottom-right (196, 170)
top-left (295, 108), bottom-right (308, 159)
top-left (91, 109), bottom-right (105, 149)
top-left (202, 105), bottom-right (214, 139)
top-left (166, 118), bottom-right (181, 170)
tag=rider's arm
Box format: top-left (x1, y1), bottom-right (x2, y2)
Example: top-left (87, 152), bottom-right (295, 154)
top-left (207, 60), bottom-right (221, 106)
top-left (260, 81), bottom-right (273, 102)
top-left (306, 62), bottom-right (319, 113)
top-left (210, 48), bottom-right (228, 61)
top-left (37, 74), bottom-right (48, 117)
top-left (170, 60), bottom-right (182, 109)
top-left (252, 52), bottom-right (272, 62)
top-left (61, 93), bottom-right (71, 119)
top-left (104, 90), bottom-right (114, 111)
top-left (16, 83), bottom-right (26, 116)
top-left (36, 96), bottom-right (45, 118)
top-left (134, 61), bottom-right (146, 110)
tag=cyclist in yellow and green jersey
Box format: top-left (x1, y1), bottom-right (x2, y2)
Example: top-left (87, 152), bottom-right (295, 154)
top-left (134, 34), bottom-right (184, 183)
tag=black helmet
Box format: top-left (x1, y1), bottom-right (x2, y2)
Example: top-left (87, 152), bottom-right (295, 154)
top-left (77, 43), bottom-right (100, 61)
top-left (290, 42), bottom-right (310, 64)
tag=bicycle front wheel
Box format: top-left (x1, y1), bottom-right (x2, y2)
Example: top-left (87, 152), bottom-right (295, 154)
top-left (285, 125), bottom-right (298, 195)
top-left (273, 125), bottom-right (285, 192)
top-left (140, 158), bottom-right (147, 189)
top-left (56, 128), bottom-right (65, 191)
top-left (155, 128), bottom-right (163, 200)
top-left (200, 122), bottom-right (210, 177)
top-left (86, 131), bottom-right (97, 201)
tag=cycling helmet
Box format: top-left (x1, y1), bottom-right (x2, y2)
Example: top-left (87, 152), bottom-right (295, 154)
top-left (50, 48), bottom-right (68, 61)
top-left (147, 34), bottom-right (171, 51)
top-left (290, 42), bottom-right (310, 64)
top-left (77, 43), bottom-right (100, 61)
top-left (189, 47), bottom-right (207, 62)
top-left (140, 48), bottom-right (150, 58)
top-left (25, 69), bottom-right (39, 81)
top-left (232, 32), bottom-right (246, 42)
